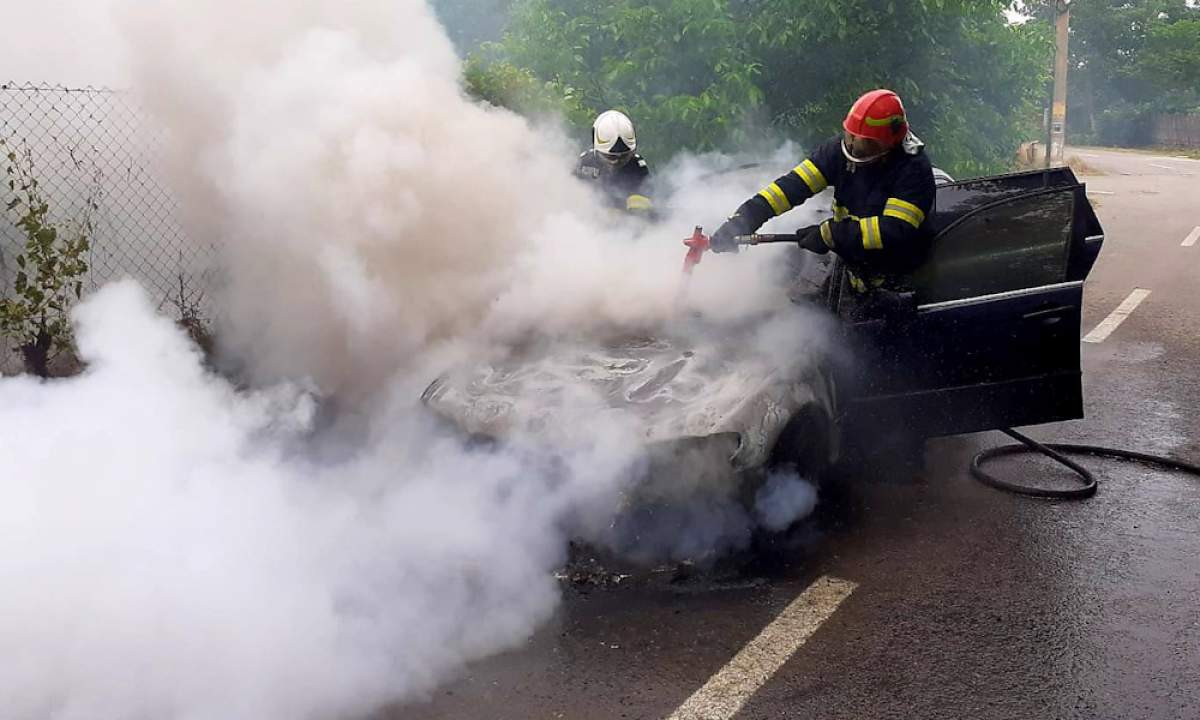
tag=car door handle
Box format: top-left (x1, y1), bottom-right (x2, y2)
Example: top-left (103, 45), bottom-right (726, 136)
top-left (1023, 304), bottom-right (1074, 322)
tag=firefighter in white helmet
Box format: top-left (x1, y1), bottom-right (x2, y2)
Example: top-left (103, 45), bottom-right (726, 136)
top-left (574, 110), bottom-right (653, 214)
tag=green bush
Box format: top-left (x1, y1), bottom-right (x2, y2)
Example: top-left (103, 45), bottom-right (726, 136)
top-left (0, 138), bottom-right (94, 377)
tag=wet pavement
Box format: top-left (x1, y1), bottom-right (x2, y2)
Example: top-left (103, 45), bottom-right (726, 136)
top-left (391, 147), bottom-right (1200, 720)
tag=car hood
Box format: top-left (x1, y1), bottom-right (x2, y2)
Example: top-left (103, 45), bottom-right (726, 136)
top-left (421, 314), bottom-right (834, 470)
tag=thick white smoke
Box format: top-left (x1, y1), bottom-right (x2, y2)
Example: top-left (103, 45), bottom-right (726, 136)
top-left (116, 0), bottom-right (804, 397)
top-left (755, 471), bottom-right (820, 532)
top-left (1, 281), bottom-right (645, 719)
top-left (0, 0), bottom-right (128, 86)
top-left (0, 0), bottom-right (831, 718)
top-left (119, 0), bottom-right (570, 395)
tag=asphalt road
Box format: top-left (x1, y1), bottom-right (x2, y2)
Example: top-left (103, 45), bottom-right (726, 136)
top-left (391, 146), bottom-right (1200, 720)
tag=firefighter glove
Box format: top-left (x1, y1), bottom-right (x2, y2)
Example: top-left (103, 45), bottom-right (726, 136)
top-left (795, 224), bottom-right (830, 254)
top-left (709, 219), bottom-right (741, 254)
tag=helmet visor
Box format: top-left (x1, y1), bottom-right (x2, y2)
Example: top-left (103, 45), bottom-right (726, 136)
top-left (599, 150), bottom-right (633, 168)
top-left (841, 133), bottom-right (888, 165)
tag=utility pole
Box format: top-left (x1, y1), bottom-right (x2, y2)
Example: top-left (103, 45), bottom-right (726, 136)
top-left (1046, 0), bottom-right (1071, 165)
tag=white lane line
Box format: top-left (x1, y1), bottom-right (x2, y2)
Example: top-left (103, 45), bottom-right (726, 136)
top-left (1082, 288), bottom-right (1152, 344)
top-left (1149, 163), bottom-right (1178, 171)
top-left (1170, 156), bottom-right (1200, 163)
top-left (1078, 153), bottom-right (1102, 159)
top-left (666, 576), bottom-right (856, 720)
top-left (1183, 226), bottom-right (1200, 248)
top-left (1087, 190), bottom-right (1115, 195)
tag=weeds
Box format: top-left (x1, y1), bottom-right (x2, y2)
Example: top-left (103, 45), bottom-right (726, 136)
top-left (0, 137), bottom-right (97, 376)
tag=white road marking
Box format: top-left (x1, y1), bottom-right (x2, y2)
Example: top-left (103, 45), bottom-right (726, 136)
top-left (1183, 226), bottom-right (1200, 248)
top-left (1078, 153), bottom-right (1102, 159)
top-left (1149, 163), bottom-right (1178, 171)
top-left (1170, 156), bottom-right (1200, 163)
top-left (665, 576), bottom-right (857, 720)
top-left (1082, 288), bottom-right (1152, 344)
top-left (1086, 190), bottom-right (1115, 195)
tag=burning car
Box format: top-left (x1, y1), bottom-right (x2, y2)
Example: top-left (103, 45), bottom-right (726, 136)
top-left (422, 167), bottom-right (1104, 498)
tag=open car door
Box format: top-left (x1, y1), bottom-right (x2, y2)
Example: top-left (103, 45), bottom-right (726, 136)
top-left (843, 167), bottom-right (1104, 438)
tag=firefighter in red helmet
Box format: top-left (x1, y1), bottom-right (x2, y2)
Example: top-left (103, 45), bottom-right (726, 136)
top-left (711, 89), bottom-right (936, 293)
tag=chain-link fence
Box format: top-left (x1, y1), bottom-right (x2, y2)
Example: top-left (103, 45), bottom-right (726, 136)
top-left (1, 82), bottom-right (215, 368)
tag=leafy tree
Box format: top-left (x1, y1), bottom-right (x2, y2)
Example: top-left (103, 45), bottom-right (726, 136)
top-left (467, 0), bottom-right (1052, 177)
top-left (430, 0), bottom-right (516, 53)
top-left (494, 0), bottom-right (765, 156)
top-left (462, 54), bottom-right (593, 128)
top-left (1135, 18), bottom-right (1200, 110)
top-left (745, 0), bottom-right (1052, 177)
top-left (1019, 0), bottom-right (1200, 144)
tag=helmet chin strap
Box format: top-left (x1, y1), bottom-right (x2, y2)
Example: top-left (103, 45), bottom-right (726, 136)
top-left (841, 139), bottom-right (887, 165)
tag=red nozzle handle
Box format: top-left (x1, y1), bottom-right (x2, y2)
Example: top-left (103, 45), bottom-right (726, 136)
top-left (683, 225), bottom-right (709, 274)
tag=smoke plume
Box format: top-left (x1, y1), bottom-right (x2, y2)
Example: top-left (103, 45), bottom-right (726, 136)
top-left (0, 0), bottom-right (831, 718)
top-left (116, 0), bottom-right (807, 398)
top-left (1, 281), bottom-right (645, 719)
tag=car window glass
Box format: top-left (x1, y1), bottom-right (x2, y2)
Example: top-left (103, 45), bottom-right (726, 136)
top-left (930, 167), bottom-right (1079, 234)
top-left (912, 190), bottom-right (1074, 304)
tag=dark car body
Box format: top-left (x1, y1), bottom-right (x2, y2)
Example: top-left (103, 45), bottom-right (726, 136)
top-left (423, 167), bottom-right (1104, 486)
top-left (839, 166), bottom-right (1103, 444)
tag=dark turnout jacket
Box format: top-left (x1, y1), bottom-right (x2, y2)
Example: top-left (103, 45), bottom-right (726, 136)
top-left (575, 149), bottom-right (652, 210)
top-left (726, 136), bottom-right (936, 286)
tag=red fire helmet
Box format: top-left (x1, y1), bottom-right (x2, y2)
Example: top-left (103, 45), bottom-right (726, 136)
top-left (843, 89), bottom-right (909, 148)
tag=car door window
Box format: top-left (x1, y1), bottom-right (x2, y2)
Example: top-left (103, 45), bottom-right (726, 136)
top-left (911, 190), bottom-right (1075, 304)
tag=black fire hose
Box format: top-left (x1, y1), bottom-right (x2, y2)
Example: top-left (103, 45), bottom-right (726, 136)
top-left (971, 428), bottom-right (1200, 500)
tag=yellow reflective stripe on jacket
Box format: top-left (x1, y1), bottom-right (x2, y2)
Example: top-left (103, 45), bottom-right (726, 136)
top-left (792, 159), bottom-right (828, 194)
top-left (848, 271), bottom-right (886, 293)
top-left (757, 182), bottom-right (792, 215)
top-left (883, 197), bottom-right (925, 228)
top-left (819, 220), bottom-right (833, 248)
top-left (832, 202), bottom-right (859, 222)
top-left (860, 216), bottom-right (883, 250)
top-left (626, 194), bottom-right (653, 211)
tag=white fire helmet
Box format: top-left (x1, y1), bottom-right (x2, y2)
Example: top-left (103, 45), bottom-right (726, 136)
top-left (593, 110), bottom-right (636, 167)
